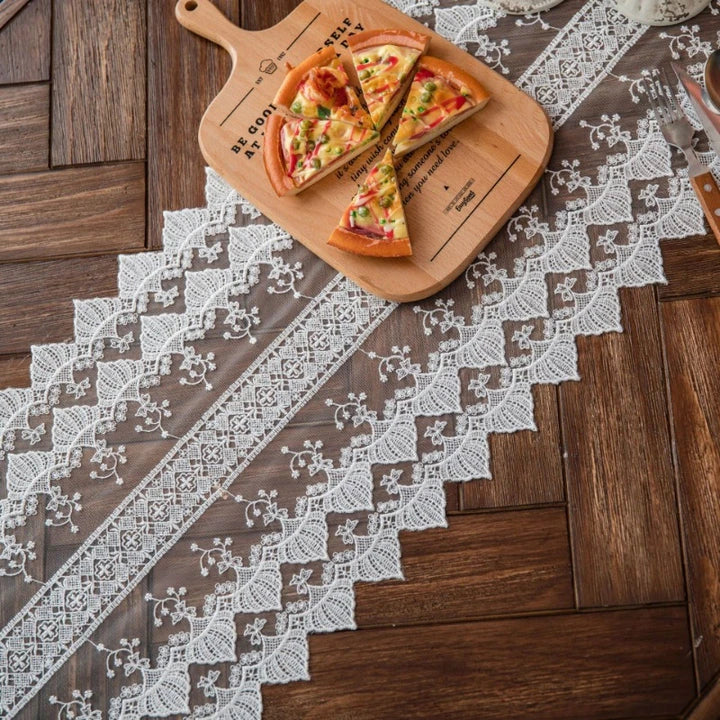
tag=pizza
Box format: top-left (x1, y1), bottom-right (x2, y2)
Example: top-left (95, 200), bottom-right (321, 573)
top-left (273, 46), bottom-right (373, 128)
top-left (264, 28), bottom-right (493, 261)
top-left (349, 29), bottom-right (430, 130)
top-left (327, 148), bottom-right (411, 257)
top-left (264, 114), bottom-right (379, 196)
top-left (393, 56), bottom-right (490, 156)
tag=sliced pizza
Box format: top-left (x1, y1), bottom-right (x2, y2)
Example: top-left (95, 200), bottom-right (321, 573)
top-left (349, 29), bottom-right (430, 131)
top-left (264, 114), bottom-right (379, 196)
top-left (328, 148), bottom-right (411, 257)
top-left (273, 46), bottom-right (373, 128)
top-left (393, 56), bottom-right (490, 156)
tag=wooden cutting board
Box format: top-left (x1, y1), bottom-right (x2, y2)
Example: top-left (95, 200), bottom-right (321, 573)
top-left (175, 0), bottom-right (553, 302)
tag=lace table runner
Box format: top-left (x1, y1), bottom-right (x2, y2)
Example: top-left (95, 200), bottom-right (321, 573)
top-left (0, 1), bottom-right (718, 718)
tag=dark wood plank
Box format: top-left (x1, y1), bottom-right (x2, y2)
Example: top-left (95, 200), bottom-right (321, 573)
top-left (0, 83), bottom-right (49, 174)
top-left (687, 675), bottom-right (720, 719)
top-left (146, 0), bottom-right (240, 247)
top-left (263, 607), bottom-right (694, 719)
top-left (0, 0), bottom-right (32, 31)
top-left (0, 163), bottom-right (145, 262)
top-left (0, 353), bottom-right (30, 389)
top-left (51, 0), bottom-right (146, 165)
top-left (0, 255), bottom-right (119, 353)
top-left (355, 508), bottom-right (573, 627)
top-left (560, 286), bottom-right (684, 607)
top-left (241, 0), bottom-right (302, 30)
top-left (462, 384), bottom-right (564, 509)
top-left (662, 297), bottom-right (720, 689)
top-left (0, 0), bottom-right (50, 84)
top-left (444, 483), bottom-right (460, 512)
top-left (659, 235), bottom-right (720, 301)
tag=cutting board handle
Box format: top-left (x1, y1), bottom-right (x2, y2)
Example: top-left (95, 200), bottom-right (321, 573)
top-left (175, 0), bottom-right (246, 61)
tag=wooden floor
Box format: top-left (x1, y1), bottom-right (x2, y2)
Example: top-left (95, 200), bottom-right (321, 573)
top-left (1, 1), bottom-right (720, 718)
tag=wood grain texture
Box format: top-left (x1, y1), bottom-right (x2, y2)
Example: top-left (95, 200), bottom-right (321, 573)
top-left (0, 255), bottom-right (119, 353)
top-left (659, 235), bottom-right (720, 300)
top-left (0, 163), bottom-right (145, 262)
top-left (355, 508), bottom-right (573, 627)
top-left (146, 0), bottom-right (240, 247)
top-left (662, 297), bottom-right (720, 689)
top-left (0, 0), bottom-right (50, 84)
top-left (263, 607), bottom-right (694, 719)
top-left (0, 0), bottom-right (50, 83)
top-left (51, 0), bottom-right (146, 165)
top-left (0, 83), bottom-right (48, 174)
top-left (687, 676), bottom-right (720, 719)
top-left (0, 0), bottom-right (32, 31)
top-left (560, 286), bottom-right (684, 607)
top-left (0, 353), bottom-right (30, 389)
top-left (242, 0), bottom-right (302, 30)
top-left (690, 173), bottom-right (720, 248)
top-left (462, 384), bottom-right (564, 508)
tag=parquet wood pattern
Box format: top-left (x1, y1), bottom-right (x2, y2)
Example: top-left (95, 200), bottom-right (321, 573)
top-left (0, 1), bottom-right (718, 717)
top-left (146, 0), bottom-right (239, 247)
top-left (662, 297), bottom-right (720, 690)
top-left (0, 83), bottom-right (49, 173)
top-left (0, 0), bottom-right (49, 84)
top-left (51, 0), bottom-right (146, 165)
top-left (0, 0), bottom-right (32, 31)
top-left (659, 235), bottom-right (720, 300)
top-left (560, 286), bottom-right (684, 607)
top-left (263, 607), bottom-right (694, 719)
top-left (0, 162), bottom-right (145, 261)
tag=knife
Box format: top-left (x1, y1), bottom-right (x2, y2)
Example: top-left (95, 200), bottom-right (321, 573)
top-left (673, 62), bottom-right (720, 156)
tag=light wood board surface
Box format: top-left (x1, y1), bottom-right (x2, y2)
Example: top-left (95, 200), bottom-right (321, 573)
top-left (175, 0), bottom-right (553, 301)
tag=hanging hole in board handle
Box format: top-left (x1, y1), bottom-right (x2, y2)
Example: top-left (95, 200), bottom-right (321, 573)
top-left (185, 1), bottom-right (198, 9)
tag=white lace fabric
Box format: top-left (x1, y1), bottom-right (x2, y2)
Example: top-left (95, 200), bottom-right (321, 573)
top-left (0, 2), bottom-right (718, 719)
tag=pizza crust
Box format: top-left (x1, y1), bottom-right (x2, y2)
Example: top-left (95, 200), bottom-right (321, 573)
top-left (263, 114), bottom-right (297, 196)
top-left (327, 226), bottom-right (412, 257)
top-left (348, 28), bottom-right (430, 54)
top-left (273, 46), bottom-right (338, 110)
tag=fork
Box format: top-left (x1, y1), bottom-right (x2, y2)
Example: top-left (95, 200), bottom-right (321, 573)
top-left (643, 69), bottom-right (720, 246)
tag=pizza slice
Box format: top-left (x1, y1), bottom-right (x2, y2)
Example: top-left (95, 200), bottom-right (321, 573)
top-left (264, 114), bottom-right (379, 196)
top-left (328, 148), bottom-right (411, 257)
top-left (349, 29), bottom-right (430, 131)
top-left (393, 56), bottom-right (490, 156)
top-left (273, 46), bottom-right (373, 128)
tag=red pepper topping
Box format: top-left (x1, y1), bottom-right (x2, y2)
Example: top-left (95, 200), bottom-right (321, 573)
top-left (414, 68), bottom-right (434, 83)
top-left (442, 95), bottom-right (468, 111)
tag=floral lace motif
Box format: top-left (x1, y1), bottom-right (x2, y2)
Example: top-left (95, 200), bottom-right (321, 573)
top-left (517, 2), bottom-right (647, 127)
top-left (0, 271), bottom-right (392, 715)
top-left (4, 0), bottom-right (716, 718)
top-left (0, 172), bottom-right (305, 583)
top-left (86, 3), bottom-right (713, 719)
top-left (104, 108), bottom-right (709, 719)
top-left (433, 2), bottom-right (511, 74)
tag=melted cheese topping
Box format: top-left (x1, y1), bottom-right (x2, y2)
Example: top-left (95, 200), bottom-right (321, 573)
top-left (393, 67), bottom-right (475, 153)
top-left (340, 149), bottom-right (407, 240)
top-left (287, 59), bottom-right (372, 128)
top-left (280, 118), bottom-right (378, 187)
top-left (353, 44), bottom-right (421, 127)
